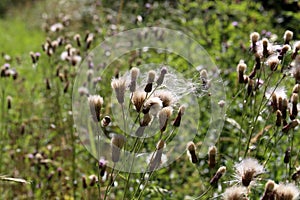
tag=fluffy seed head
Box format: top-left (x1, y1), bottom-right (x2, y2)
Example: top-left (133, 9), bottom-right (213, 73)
top-left (131, 91), bottom-right (146, 112)
top-left (292, 84), bottom-right (300, 94)
top-left (143, 97), bottom-right (163, 116)
top-left (130, 67), bottom-right (140, 81)
top-left (274, 183), bottom-right (300, 200)
top-left (223, 186), bottom-right (248, 200)
top-left (234, 158), bottom-right (265, 187)
top-left (111, 77), bottom-right (127, 105)
top-left (88, 95), bottom-right (103, 122)
top-left (154, 90), bottom-right (174, 107)
top-left (267, 55), bottom-right (280, 71)
top-left (284, 30), bottom-right (293, 44)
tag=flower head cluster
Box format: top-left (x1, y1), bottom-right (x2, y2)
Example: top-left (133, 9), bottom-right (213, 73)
top-left (234, 158), bottom-right (264, 187)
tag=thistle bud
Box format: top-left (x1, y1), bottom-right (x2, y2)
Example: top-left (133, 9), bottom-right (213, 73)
top-left (129, 67), bottom-right (140, 92)
top-left (74, 34), bottom-right (81, 47)
top-left (292, 167), bottom-right (300, 181)
top-left (284, 147), bottom-right (291, 164)
top-left (261, 180), bottom-right (276, 200)
top-left (111, 135), bottom-right (126, 163)
top-left (283, 30), bottom-right (293, 44)
top-left (156, 66), bottom-right (167, 86)
top-left (89, 175), bottom-right (97, 187)
top-left (237, 60), bottom-right (247, 84)
top-left (290, 93), bottom-right (298, 120)
top-left (7, 96), bottom-right (12, 109)
top-left (111, 77), bottom-right (126, 105)
top-left (144, 70), bottom-right (156, 93)
top-left (282, 119), bottom-right (300, 133)
top-left (63, 81), bottom-right (69, 93)
top-left (292, 41), bottom-right (300, 60)
top-left (173, 105), bottom-right (185, 127)
top-left (187, 142), bottom-right (198, 164)
top-left (278, 44), bottom-right (291, 60)
top-left (82, 176), bottom-right (87, 189)
top-left (292, 84), bottom-right (300, 94)
top-left (276, 110), bottom-right (282, 127)
top-left (250, 32), bottom-right (260, 53)
top-left (271, 94), bottom-right (278, 111)
top-left (262, 38), bottom-right (270, 57)
top-left (254, 53), bottom-right (261, 70)
top-left (149, 140), bottom-right (165, 171)
top-left (158, 107), bottom-right (173, 132)
top-left (267, 56), bottom-right (280, 71)
top-left (210, 166), bottom-right (226, 185)
top-left (208, 146), bottom-right (217, 168)
top-left (98, 158), bottom-right (107, 177)
top-left (88, 95), bottom-right (104, 122)
top-left (101, 116), bottom-right (111, 127)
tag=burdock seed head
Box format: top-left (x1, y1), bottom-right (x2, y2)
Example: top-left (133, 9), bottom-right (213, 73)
top-left (283, 30), bottom-right (293, 44)
top-left (186, 141), bottom-right (198, 164)
top-left (111, 134), bottom-right (126, 163)
top-left (88, 95), bottom-right (104, 122)
top-left (111, 77), bottom-right (127, 105)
